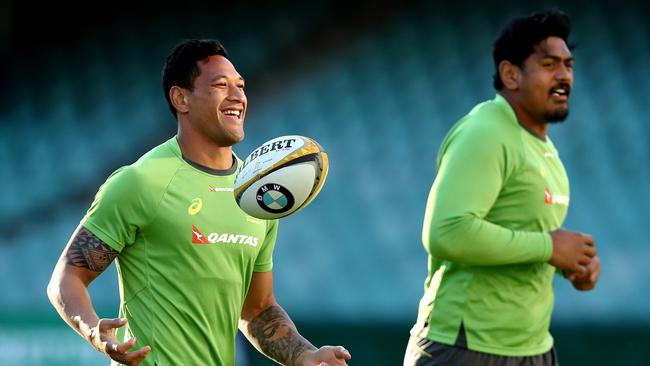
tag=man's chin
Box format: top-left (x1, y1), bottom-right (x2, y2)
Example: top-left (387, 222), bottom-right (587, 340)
top-left (212, 131), bottom-right (245, 147)
top-left (546, 107), bottom-right (569, 123)
top-left (225, 131), bottom-right (245, 145)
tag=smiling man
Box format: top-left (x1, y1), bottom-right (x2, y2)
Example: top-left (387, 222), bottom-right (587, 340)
top-left (404, 10), bottom-right (601, 366)
top-left (47, 39), bottom-right (351, 366)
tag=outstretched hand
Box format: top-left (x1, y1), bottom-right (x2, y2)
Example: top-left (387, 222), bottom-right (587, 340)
top-left (90, 318), bottom-right (151, 366)
top-left (298, 345), bottom-right (352, 366)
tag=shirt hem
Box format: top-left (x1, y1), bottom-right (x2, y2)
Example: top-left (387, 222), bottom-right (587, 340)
top-left (82, 220), bottom-right (125, 252)
top-left (424, 330), bottom-right (554, 357)
top-left (253, 264), bottom-right (273, 272)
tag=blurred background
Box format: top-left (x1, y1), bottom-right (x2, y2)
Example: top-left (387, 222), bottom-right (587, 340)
top-left (1, 0), bottom-right (648, 364)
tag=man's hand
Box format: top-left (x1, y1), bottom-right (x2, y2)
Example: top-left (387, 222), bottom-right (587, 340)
top-left (90, 318), bottom-right (151, 366)
top-left (549, 229), bottom-right (596, 275)
top-left (567, 255), bottom-right (601, 291)
top-left (297, 345), bottom-right (351, 366)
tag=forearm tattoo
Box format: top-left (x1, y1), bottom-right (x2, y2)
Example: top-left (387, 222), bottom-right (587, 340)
top-left (249, 305), bottom-right (314, 365)
top-left (65, 227), bottom-right (118, 272)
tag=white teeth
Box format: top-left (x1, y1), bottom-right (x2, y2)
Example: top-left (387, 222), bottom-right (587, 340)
top-left (552, 88), bottom-right (566, 95)
top-left (224, 110), bottom-right (241, 116)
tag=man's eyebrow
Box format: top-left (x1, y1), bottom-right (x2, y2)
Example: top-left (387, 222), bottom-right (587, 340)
top-left (210, 75), bottom-right (245, 82)
top-left (541, 54), bottom-right (574, 63)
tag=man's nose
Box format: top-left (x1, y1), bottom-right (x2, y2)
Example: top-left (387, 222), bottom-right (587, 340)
top-left (228, 84), bottom-right (245, 101)
top-left (555, 64), bottom-right (572, 83)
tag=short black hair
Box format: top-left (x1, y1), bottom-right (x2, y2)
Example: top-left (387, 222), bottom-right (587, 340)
top-left (492, 9), bottom-right (573, 90)
top-left (162, 39), bottom-right (229, 118)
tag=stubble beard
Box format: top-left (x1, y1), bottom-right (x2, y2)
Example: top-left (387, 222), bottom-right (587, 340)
top-left (545, 106), bottom-right (569, 123)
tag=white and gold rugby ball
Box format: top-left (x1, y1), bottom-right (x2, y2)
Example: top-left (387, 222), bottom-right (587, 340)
top-left (234, 135), bottom-right (329, 220)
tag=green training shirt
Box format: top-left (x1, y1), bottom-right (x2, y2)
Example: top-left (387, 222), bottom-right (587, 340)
top-left (410, 94), bottom-right (570, 356)
top-left (82, 137), bottom-right (278, 366)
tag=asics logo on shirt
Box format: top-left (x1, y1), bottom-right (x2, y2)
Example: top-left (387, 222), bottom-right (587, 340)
top-left (191, 225), bottom-right (259, 247)
top-left (188, 198), bottom-right (203, 215)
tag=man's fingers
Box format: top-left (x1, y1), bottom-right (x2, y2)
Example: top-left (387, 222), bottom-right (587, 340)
top-left (577, 256), bottom-right (589, 266)
top-left (113, 345), bottom-right (151, 366)
top-left (334, 346), bottom-right (352, 360)
top-left (573, 264), bottom-right (587, 276)
top-left (590, 270), bottom-right (599, 283)
top-left (99, 317), bottom-right (127, 331)
top-left (580, 233), bottom-right (595, 246)
top-left (589, 257), bottom-right (601, 282)
top-left (583, 244), bottom-right (597, 258)
top-left (116, 337), bottom-right (138, 353)
top-left (590, 255), bottom-right (601, 268)
top-left (124, 345), bottom-right (151, 364)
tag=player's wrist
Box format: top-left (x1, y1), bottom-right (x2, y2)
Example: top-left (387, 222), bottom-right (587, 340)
top-left (85, 318), bottom-right (109, 352)
top-left (87, 327), bottom-right (104, 352)
top-left (293, 345), bottom-right (318, 366)
top-left (71, 314), bottom-right (100, 345)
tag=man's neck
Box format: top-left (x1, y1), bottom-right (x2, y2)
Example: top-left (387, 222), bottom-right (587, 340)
top-left (176, 127), bottom-right (234, 170)
top-left (499, 91), bottom-right (548, 139)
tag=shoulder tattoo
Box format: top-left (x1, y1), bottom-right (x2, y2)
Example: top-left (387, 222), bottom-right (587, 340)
top-left (65, 227), bottom-right (119, 272)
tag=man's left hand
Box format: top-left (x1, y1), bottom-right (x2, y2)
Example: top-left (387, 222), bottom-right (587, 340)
top-left (568, 255), bottom-right (601, 291)
top-left (298, 345), bottom-right (351, 366)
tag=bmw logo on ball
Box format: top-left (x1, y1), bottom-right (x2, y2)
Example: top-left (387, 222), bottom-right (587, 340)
top-left (256, 183), bottom-right (295, 214)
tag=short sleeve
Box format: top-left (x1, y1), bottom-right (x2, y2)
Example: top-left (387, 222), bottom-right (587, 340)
top-left (253, 219), bottom-right (279, 272)
top-left (81, 166), bottom-right (151, 252)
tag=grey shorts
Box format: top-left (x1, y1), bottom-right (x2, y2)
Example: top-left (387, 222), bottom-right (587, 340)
top-left (403, 332), bottom-right (559, 366)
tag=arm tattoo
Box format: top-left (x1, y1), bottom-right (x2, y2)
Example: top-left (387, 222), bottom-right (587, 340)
top-left (65, 227), bottom-right (119, 272)
top-left (249, 305), bottom-right (315, 365)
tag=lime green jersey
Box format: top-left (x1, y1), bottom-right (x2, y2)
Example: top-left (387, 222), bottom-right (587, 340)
top-left (411, 95), bottom-right (570, 356)
top-left (82, 137), bottom-right (278, 366)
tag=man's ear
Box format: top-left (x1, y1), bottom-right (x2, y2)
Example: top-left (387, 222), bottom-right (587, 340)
top-left (170, 86), bottom-right (190, 113)
top-left (498, 60), bottom-right (521, 90)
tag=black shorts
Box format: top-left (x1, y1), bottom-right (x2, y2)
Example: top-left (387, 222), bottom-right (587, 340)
top-left (403, 331), bottom-right (559, 366)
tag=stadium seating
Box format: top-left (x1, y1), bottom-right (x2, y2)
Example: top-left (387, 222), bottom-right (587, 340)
top-left (240, 0), bottom-right (650, 322)
top-left (1, 0), bottom-right (648, 328)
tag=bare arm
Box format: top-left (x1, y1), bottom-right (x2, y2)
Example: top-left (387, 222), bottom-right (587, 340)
top-left (239, 271), bottom-right (350, 366)
top-left (239, 271), bottom-right (315, 365)
top-left (47, 225), bottom-right (117, 339)
top-left (47, 225), bottom-right (150, 365)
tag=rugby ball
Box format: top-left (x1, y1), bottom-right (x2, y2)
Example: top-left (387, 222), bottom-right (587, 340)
top-left (234, 135), bottom-right (329, 220)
